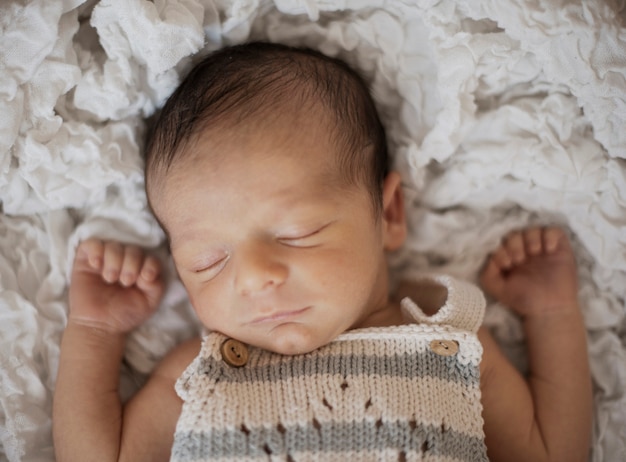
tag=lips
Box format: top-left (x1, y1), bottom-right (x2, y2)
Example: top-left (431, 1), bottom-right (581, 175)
top-left (250, 306), bottom-right (310, 324)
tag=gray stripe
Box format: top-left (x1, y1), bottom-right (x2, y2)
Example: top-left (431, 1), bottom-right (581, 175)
top-left (172, 419), bottom-right (487, 461)
top-left (197, 350), bottom-right (480, 386)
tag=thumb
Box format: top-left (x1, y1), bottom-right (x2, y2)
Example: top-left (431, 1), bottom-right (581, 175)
top-left (136, 257), bottom-right (165, 309)
top-left (480, 257), bottom-right (506, 301)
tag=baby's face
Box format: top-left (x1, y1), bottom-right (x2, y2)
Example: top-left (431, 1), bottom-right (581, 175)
top-left (154, 121), bottom-right (395, 355)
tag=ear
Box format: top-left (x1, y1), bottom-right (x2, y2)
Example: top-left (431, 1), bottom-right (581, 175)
top-left (381, 171), bottom-right (407, 251)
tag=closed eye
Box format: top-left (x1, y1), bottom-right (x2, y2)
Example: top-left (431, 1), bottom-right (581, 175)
top-left (192, 255), bottom-right (229, 279)
top-left (277, 223), bottom-right (332, 247)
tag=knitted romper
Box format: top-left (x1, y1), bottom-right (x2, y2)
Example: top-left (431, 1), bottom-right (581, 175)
top-left (171, 275), bottom-right (488, 462)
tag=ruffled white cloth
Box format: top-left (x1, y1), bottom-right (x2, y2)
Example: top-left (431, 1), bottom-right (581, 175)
top-left (0, 0), bottom-right (624, 460)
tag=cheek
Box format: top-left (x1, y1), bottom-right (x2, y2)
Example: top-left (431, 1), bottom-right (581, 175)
top-left (296, 245), bottom-right (380, 296)
top-left (181, 278), bottom-right (229, 329)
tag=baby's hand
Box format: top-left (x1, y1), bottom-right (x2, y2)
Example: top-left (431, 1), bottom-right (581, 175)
top-left (68, 239), bottom-right (164, 334)
top-left (480, 227), bottom-right (579, 318)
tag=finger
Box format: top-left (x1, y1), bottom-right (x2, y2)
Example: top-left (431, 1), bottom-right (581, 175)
top-left (543, 227), bottom-right (565, 253)
top-left (75, 239), bottom-right (104, 270)
top-left (504, 231), bottom-right (525, 263)
top-left (102, 241), bottom-right (125, 283)
top-left (139, 255), bottom-right (161, 283)
top-left (137, 255), bottom-right (164, 307)
top-left (119, 245), bottom-right (144, 287)
top-left (492, 245), bottom-right (513, 270)
top-left (523, 227), bottom-right (543, 256)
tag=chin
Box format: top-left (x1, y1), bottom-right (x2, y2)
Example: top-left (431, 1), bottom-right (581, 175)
top-left (263, 327), bottom-right (324, 356)
top-left (268, 339), bottom-right (316, 356)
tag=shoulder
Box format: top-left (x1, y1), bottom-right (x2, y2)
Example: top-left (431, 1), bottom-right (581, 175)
top-left (477, 326), bottom-right (501, 379)
top-left (153, 336), bottom-right (202, 381)
top-left (117, 336), bottom-right (202, 460)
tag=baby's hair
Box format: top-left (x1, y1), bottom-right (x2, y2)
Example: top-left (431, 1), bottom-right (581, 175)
top-left (145, 41), bottom-right (389, 216)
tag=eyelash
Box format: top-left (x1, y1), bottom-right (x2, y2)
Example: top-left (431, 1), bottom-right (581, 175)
top-left (278, 226), bottom-right (326, 247)
top-left (193, 255), bottom-right (229, 274)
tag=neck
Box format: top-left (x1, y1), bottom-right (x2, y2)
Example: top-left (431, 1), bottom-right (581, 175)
top-left (352, 299), bottom-right (407, 329)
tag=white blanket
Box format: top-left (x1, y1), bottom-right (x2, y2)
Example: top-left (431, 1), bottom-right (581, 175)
top-left (1, 0), bottom-right (625, 460)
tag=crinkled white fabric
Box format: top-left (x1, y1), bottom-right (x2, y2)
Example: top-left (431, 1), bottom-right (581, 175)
top-left (0, 0), bottom-right (624, 460)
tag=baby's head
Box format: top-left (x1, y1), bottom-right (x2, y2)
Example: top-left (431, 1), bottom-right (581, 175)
top-left (145, 42), bottom-right (406, 354)
top-left (145, 42), bottom-right (389, 218)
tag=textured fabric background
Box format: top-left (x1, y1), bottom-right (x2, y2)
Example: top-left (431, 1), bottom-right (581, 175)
top-left (0, 1), bottom-right (624, 460)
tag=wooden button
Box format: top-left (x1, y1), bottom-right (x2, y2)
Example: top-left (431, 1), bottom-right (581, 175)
top-left (430, 339), bottom-right (459, 357)
top-left (220, 339), bottom-right (248, 367)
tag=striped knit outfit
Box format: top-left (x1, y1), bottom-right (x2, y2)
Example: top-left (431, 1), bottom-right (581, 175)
top-left (171, 275), bottom-right (488, 462)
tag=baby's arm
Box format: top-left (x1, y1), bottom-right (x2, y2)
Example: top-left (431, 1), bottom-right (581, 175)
top-left (53, 240), bottom-right (192, 461)
top-left (478, 227), bottom-right (592, 462)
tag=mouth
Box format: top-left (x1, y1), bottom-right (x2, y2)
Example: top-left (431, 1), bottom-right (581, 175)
top-left (250, 306), bottom-right (310, 324)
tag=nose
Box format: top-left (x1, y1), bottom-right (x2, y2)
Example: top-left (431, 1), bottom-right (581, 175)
top-left (234, 240), bottom-right (288, 296)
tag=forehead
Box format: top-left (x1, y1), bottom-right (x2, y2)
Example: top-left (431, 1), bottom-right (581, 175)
top-left (150, 117), bottom-right (361, 246)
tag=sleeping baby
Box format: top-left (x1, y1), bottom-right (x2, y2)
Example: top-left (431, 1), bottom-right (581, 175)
top-left (53, 42), bottom-right (592, 462)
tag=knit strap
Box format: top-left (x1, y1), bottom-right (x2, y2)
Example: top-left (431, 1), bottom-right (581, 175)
top-left (400, 275), bottom-right (485, 333)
